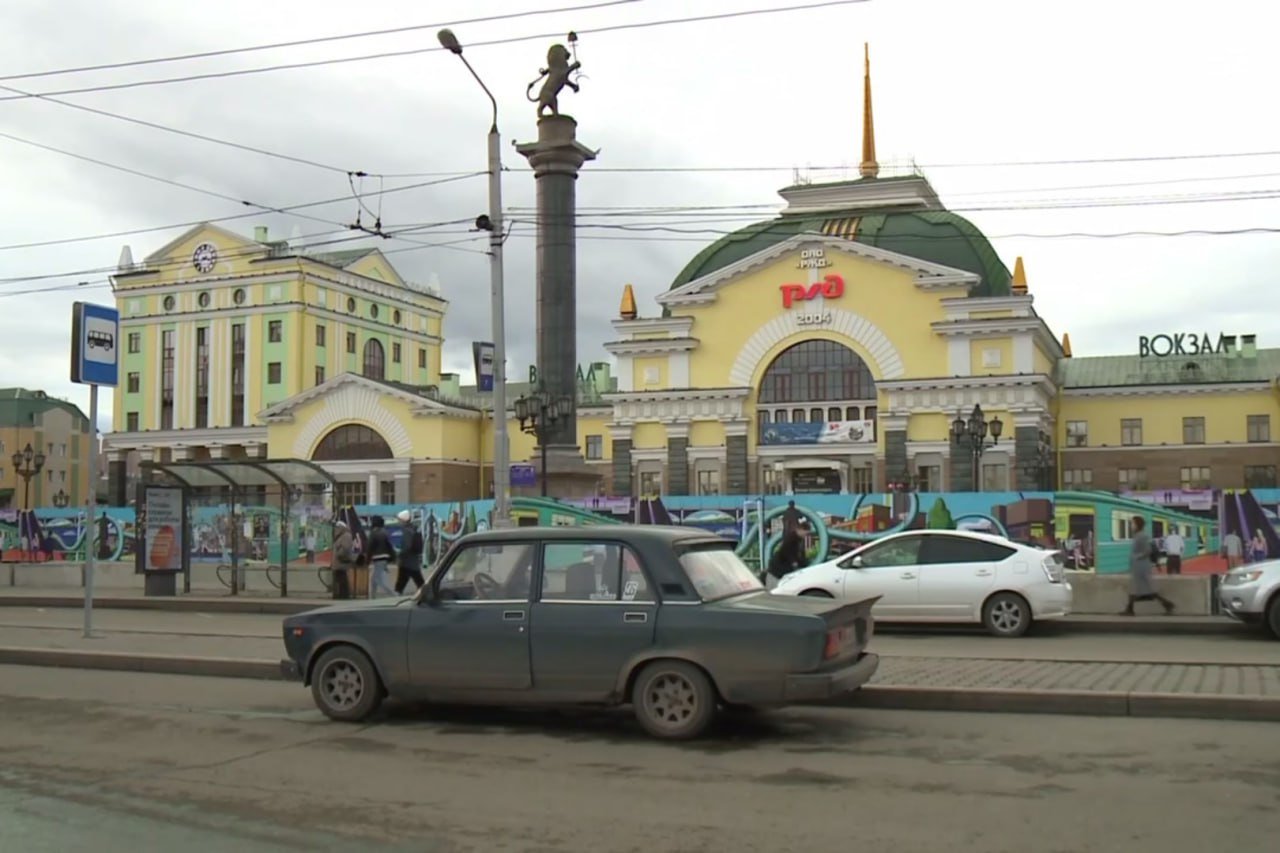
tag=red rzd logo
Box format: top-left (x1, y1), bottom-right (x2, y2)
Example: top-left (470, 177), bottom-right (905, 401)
top-left (780, 273), bottom-right (845, 308)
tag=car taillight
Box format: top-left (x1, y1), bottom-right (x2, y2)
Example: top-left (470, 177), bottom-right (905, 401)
top-left (1042, 556), bottom-right (1063, 583)
top-left (824, 628), bottom-right (846, 660)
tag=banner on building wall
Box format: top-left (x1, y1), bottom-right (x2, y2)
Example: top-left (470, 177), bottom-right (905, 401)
top-left (759, 420), bottom-right (875, 446)
top-left (472, 342), bottom-right (495, 393)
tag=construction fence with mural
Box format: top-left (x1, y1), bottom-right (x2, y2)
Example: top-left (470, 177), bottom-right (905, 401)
top-left (5, 488), bottom-right (1278, 578)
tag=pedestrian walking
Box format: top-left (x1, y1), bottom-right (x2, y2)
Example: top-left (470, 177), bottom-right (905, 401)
top-left (365, 515), bottom-right (398, 599)
top-left (1249, 528), bottom-right (1268, 564)
top-left (1163, 527), bottom-right (1184, 575)
top-left (1222, 529), bottom-right (1243, 569)
top-left (394, 510), bottom-right (426, 594)
top-left (331, 520), bottom-right (354, 600)
top-left (1120, 516), bottom-right (1175, 615)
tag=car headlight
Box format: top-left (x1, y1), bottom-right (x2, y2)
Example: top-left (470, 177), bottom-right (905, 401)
top-left (1223, 571), bottom-right (1263, 586)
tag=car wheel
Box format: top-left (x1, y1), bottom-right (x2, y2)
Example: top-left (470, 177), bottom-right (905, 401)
top-left (310, 645), bottom-right (383, 722)
top-left (1266, 594), bottom-right (1280, 639)
top-left (632, 660), bottom-right (717, 740)
top-left (800, 589), bottom-right (833, 598)
top-left (983, 592), bottom-right (1032, 638)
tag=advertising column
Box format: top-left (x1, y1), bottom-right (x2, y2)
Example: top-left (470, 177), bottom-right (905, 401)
top-left (136, 484), bottom-right (187, 596)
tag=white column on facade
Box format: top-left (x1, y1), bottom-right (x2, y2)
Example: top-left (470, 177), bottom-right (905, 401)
top-left (615, 356), bottom-right (634, 392)
top-left (367, 471), bottom-right (379, 503)
top-left (209, 444), bottom-right (226, 459)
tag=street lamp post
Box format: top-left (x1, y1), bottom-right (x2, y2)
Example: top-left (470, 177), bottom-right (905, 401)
top-left (12, 443), bottom-right (46, 509)
top-left (514, 386), bottom-right (573, 497)
top-left (950, 404), bottom-right (1003, 492)
top-left (438, 27), bottom-right (511, 528)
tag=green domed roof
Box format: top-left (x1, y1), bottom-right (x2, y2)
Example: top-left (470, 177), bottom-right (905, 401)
top-left (670, 207), bottom-right (1012, 298)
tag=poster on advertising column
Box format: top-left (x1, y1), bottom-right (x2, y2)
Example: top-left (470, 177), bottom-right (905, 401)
top-left (140, 485), bottom-right (185, 573)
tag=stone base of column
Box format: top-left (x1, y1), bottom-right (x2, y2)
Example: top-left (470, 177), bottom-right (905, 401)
top-left (519, 445), bottom-right (603, 499)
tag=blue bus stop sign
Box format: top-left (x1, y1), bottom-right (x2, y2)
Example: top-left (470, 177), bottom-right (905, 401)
top-left (71, 301), bottom-right (120, 387)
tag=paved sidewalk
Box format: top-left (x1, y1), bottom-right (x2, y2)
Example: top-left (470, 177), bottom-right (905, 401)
top-left (0, 607), bottom-right (1276, 723)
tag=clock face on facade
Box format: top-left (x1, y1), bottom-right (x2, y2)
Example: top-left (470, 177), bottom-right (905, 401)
top-left (192, 242), bottom-right (218, 273)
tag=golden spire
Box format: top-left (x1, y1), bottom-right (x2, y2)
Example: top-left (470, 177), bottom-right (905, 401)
top-left (1062, 333), bottom-right (1073, 358)
top-left (859, 43), bottom-right (879, 179)
top-left (1011, 256), bottom-right (1028, 294)
top-left (619, 283), bottom-right (637, 319)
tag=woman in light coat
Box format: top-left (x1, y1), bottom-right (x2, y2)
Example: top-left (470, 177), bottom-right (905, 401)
top-left (1121, 516), bottom-right (1175, 615)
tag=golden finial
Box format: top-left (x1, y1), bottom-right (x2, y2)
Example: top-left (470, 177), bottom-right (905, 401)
top-left (859, 43), bottom-right (879, 179)
top-left (619, 283), bottom-right (637, 319)
top-left (1011, 256), bottom-right (1028, 294)
top-left (1062, 333), bottom-right (1073, 357)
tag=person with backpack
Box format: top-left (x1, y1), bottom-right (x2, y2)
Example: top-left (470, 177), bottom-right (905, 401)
top-left (365, 515), bottom-right (398, 599)
top-left (394, 510), bottom-right (426, 594)
top-left (330, 519), bottom-right (355, 600)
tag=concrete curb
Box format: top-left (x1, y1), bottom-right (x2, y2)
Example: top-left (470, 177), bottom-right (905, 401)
top-left (0, 647), bottom-right (282, 681)
top-left (827, 685), bottom-right (1280, 722)
top-left (3, 647), bottom-right (1278, 723)
top-left (0, 596), bottom-right (321, 615)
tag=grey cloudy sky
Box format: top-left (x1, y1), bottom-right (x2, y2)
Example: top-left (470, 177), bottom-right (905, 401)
top-left (2, 0), bottom-right (1278, 430)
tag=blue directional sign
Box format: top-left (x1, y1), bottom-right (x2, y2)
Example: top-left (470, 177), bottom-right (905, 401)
top-left (71, 301), bottom-right (120, 387)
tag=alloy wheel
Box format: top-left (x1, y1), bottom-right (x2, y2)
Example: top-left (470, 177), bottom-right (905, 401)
top-left (320, 659), bottom-right (364, 711)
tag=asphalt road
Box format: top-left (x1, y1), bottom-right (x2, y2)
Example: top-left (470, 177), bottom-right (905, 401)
top-left (1, 666), bottom-right (1277, 852)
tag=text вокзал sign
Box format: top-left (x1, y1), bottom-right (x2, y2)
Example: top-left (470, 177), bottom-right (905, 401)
top-left (1137, 332), bottom-right (1254, 358)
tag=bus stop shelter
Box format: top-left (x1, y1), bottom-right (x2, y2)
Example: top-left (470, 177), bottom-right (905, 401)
top-left (140, 458), bottom-right (334, 597)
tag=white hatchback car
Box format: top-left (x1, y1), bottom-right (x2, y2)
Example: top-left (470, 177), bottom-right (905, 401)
top-left (771, 529), bottom-right (1073, 637)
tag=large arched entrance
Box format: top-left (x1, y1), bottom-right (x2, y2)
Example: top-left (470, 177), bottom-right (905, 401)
top-left (756, 339), bottom-right (878, 494)
top-left (312, 423), bottom-right (394, 505)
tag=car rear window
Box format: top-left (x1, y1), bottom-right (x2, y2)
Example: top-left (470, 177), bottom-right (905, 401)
top-left (676, 544), bottom-right (763, 601)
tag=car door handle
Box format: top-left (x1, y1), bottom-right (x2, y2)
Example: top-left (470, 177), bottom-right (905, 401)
top-left (900, 572), bottom-right (916, 580)
top-left (502, 610), bottom-right (525, 621)
top-left (975, 570), bottom-right (992, 577)
top-left (623, 611), bottom-right (648, 623)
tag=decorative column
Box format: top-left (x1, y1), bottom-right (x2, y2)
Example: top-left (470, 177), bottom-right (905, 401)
top-left (1013, 414), bottom-right (1048, 491)
top-left (106, 449), bottom-right (128, 507)
top-left (724, 421), bottom-right (750, 495)
top-left (881, 414), bottom-right (909, 490)
top-left (610, 426), bottom-right (633, 497)
top-left (665, 424), bottom-right (690, 496)
top-left (515, 114), bottom-right (597, 474)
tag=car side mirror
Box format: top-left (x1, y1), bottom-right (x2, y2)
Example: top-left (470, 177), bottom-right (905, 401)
top-left (844, 555), bottom-right (864, 569)
top-left (417, 583), bottom-right (438, 605)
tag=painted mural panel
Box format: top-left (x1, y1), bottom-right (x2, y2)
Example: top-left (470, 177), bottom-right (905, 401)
top-left (7, 488), bottom-right (1279, 578)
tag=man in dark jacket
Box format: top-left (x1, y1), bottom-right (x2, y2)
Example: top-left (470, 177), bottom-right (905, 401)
top-left (394, 510), bottom-right (426, 594)
top-left (365, 515), bottom-right (398, 599)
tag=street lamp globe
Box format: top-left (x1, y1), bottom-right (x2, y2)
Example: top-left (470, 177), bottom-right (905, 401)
top-left (437, 28), bottom-right (463, 55)
top-left (514, 395), bottom-right (529, 422)
top-left (989, 414), bottom-right (1004, 442)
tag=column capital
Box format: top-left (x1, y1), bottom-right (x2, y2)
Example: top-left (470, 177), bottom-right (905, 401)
top-left (723, 420), bottom-right (750, 438)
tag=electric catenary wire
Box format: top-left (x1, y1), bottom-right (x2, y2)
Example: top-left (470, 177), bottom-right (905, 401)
top-left (0, 0), bottom-right (646, 82)
top-left (0, 1), bottom-right (873, 102)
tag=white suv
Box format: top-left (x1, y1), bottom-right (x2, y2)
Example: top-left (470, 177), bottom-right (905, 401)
top-left (1218, 560), bottom-right (1280, 639)
top-left (770, 529), bottom-right (1073, 637)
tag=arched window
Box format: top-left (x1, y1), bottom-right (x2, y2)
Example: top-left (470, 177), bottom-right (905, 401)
top-left (757, 340), bottom-right (876, 404)
top-left (362, 339), bottom-right (385, 380)
top-left (312, 424), bottom-right (393, 461)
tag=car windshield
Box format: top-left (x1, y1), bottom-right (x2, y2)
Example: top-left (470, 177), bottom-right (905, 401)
top-left (677, 544), bottom-right (763, 601)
